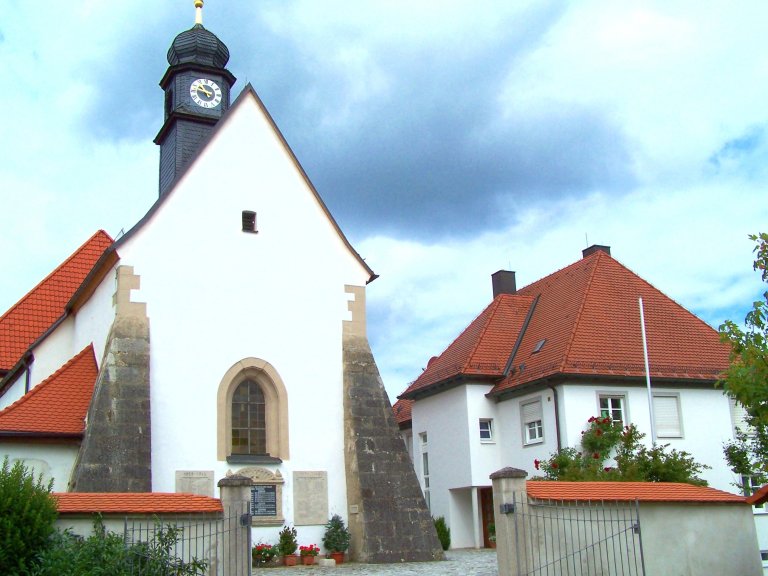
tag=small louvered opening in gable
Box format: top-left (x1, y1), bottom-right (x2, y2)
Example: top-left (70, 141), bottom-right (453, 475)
top-left (532, 339), bottom-right (546, 353)
top-left (242, 210), bottom-right (257, 233)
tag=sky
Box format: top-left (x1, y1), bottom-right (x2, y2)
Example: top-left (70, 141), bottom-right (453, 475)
top-left (1, 1), bottom-right (767, 402)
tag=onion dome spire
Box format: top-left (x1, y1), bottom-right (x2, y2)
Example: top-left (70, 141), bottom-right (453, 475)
top-left (166, 0), bottom-right (230, 68)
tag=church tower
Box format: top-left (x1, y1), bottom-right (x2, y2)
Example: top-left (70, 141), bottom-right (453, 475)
top-left (154, 1), bottom-right (236, 196)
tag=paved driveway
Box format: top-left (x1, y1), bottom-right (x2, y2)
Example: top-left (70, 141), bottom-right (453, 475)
top-left (278, 549), bottom-right (498, 576)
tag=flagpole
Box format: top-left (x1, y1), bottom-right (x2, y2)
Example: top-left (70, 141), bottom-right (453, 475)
top-left (639, 297), bottom-right (657, 445)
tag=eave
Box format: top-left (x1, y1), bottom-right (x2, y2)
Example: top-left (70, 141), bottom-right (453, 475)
top-left (399, 373), bottom-right (500, 401)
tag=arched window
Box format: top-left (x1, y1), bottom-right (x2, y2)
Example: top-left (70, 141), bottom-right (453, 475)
top-left (232, 379), bottom-right (266, 455)
top-left (217, 358), bottom-right (289, 463)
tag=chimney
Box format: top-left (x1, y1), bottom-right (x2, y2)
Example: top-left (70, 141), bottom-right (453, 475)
top-left (492, 270), bottom-right (516, 297)
top-left (582, 245), bottom-right (611, 258)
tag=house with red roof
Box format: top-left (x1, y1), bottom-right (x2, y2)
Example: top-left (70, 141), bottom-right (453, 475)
top-left (0, 3), bottom-right (440, 563)
top-left (395, 245), bottom-right (751, 551)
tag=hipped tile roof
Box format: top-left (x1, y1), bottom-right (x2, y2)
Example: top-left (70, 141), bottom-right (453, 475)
top-left (527, 481), bottom-right (745, 503)
top-left (0, 231), bottom-right (112, 371)
top-left (54, 492), bottom-right (223, 514)
top-left (0, 345), bottom-right (97, 436)
top-left (400, 250), bottom-right (730, 400)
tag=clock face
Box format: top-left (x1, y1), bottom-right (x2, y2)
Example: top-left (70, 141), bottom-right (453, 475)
top-left (190, 78), bottom-right (222, 108)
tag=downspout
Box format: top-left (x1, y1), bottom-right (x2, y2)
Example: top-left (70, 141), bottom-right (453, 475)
top-left (24, 360), bottom-right (31, 394)
top-left (548, 385), bottom-right (562, 451)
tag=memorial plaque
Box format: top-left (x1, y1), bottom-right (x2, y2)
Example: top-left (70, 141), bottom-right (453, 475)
top-left (251, 484), bottom-right (278, 517)
top-left (293, 471), bottom-right (328, 525)
top-left (175, 470), bottom-right (214, 497)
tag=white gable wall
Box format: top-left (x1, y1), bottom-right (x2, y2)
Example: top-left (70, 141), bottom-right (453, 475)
top-left (98, 91), bottom-right (372, 538)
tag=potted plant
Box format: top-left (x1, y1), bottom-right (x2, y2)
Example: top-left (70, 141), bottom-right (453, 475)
top-left (252, 542), bottom-right (279, 567)
top-left (299, 544), bottom-right (320, 565)
top-left (278, 525), bottom-right (298, 566)
top-left (322, 514), bottom-right (350, 564)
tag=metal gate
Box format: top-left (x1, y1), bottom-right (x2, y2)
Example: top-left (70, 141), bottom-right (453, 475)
top-left (123, 508), bottom-right (252, 576)
top-left (511, 494), bottom-right (645, 576)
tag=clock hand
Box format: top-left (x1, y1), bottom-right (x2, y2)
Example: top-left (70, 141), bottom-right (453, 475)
top-left (196, 85), bottom-right (213, 97)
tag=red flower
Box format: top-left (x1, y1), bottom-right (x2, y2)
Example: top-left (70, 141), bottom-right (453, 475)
top-left (592, 452), bottom-right (600, 459)
top-left (551, 462), bottom-right (558, 469)
top-left (595, 429), bottom-right (603, 436)
top-left (602, 417), bottom-right (611, 424)
top-left (604, 467), bottom-right (613, 472)
top-left (588, 416), bottom-right (596, 423)
top-left (534, 459), bottom-right (540, 470)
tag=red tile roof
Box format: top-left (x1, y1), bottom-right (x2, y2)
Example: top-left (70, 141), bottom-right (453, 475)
top-left (393, 399), bottom-right (413, 428)
top-left (399, 249), bottom-right (730, 401)
top-left (0, 231), bottom-right (113, 371)
top-left (0, 345), bottom-right (97, 436)
top-left (527, 481), bottom-right (745, 503)
top-left (402, 294), bottom-right (535, 397)
top-left (54, 492), bottom-right (223, 514)
top-left (746, 484), bottom-right (768, 505)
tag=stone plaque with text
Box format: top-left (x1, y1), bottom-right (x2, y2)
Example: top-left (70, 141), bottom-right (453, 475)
top-left (175, 470), bottom-right (214, 497)
top-left (293, 471), bottom-right (328, 526)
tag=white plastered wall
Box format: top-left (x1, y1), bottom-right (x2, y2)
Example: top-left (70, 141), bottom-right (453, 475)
top-left (1, 443), bottom-right (79, 491)
top-left (104, 91), bottom-right (371, 544)
top-left (558, 382), bottom-right (735, 490)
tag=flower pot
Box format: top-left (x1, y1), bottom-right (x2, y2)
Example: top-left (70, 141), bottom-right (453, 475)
top-left (330, 551), bottom-right (344, 564)
top-left (301, 555), bottom-right (315, 565)
top-left (283, 555), bottom-right (298, 566)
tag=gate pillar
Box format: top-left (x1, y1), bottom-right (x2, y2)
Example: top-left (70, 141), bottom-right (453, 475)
top-left (490, 467), bottom-right (528, 576)
top-left (219, 474), bottom-right (253, 576)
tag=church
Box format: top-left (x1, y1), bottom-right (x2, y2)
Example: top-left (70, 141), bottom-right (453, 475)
top-left (0, 1), bottom-right (441, 563)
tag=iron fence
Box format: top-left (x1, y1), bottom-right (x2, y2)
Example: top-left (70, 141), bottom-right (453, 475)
top-left (123, 508), bottom-right (251, 576)
top-left (510, 494), bottom-right (645, 576)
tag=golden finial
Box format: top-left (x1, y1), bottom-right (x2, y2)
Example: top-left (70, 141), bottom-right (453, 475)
top-left (195, 0), bottom-right (204, 25)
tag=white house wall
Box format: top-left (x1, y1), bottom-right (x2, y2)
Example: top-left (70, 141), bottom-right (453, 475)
top-left (410, 386), bottom-right (473, 520)
top-left (465, 385), bottom-right (502, 486)
top-left (556, 383), bottom-right (735, 490)
top-left (1, 443), bottom-right (79, 491)
top-left (496, 389), bottom-right (558, 474)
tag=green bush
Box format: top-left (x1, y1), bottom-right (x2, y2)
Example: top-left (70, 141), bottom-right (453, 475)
top-left (433, 516), bottom-right (450, 551)
top-left (534, 417), bottom-right (709, 484)
top-left (31, 517), bottom-right (207, 576)
top-left (322, 514), bottom-right (350, 553)
top-left (0, 456), bottom-right (57, 574)
top-left (277, 525), bottom-right (298, 556)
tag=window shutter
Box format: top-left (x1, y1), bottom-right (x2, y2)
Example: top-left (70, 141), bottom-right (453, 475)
top-left (522, 400), bottom-right (542, 424)
top-left (653, 395), bottom-right (681, 437)
top-left (730, 398), bottom-right (751, 436)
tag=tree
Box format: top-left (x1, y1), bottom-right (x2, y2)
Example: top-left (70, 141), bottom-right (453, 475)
top-left (534, 416), bottom-right (709, 485)
top-left (0, 457), bottom-right (58, 574)
top-left (719, 232), bottom-right (768, 489)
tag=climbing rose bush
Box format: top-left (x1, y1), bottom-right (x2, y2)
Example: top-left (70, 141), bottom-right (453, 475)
top-left (533, 416), bottom-right (709, 485)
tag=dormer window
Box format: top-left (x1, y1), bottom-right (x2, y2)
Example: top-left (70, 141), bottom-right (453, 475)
top-left (532, 339), bottom-right (546, 353)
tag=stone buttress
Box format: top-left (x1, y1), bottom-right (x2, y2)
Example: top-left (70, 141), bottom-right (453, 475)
top-left (342, 285), bottom-right (444, 563)
top-left (70, 266), bottom-right (151, 492)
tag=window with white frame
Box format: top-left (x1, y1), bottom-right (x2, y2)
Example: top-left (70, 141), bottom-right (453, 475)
top-left (479, 419), bottom-right (494, 442)
top-left (521, 399), bottom-right (544, 445)
top-left (598, 394), bottom-right (625, 426)
top-left (653, 393), bottom-right (683, 438)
